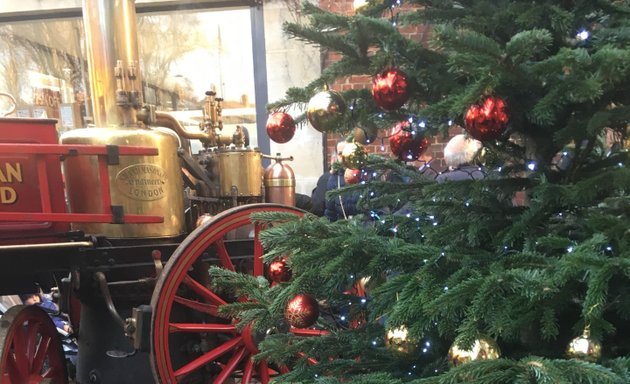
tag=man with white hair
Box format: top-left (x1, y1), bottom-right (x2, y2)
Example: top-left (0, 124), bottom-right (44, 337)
top-left (436, 134), bottom-right (485, 182)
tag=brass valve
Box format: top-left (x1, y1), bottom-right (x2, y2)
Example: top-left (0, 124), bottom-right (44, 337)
top-left (202, 90), bottom-right (223, 132)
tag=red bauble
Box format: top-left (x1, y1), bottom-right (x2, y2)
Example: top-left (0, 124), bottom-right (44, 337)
top-left (285, 294), bottom-right (319, 328)
top-left (266, 112), bottom-right (296, 143)
top-left (344, 168), bottom-right (361, 185)
top-left (389, 121), bottom-right (430, 161)
top-left (464, 96), bottom-right (509, 141)
top-left (266, 257), bottom-right (292, 283)
top-left (372, 68), bottom-right (410, 111)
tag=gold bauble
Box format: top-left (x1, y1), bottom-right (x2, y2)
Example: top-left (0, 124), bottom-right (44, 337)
top-left (306, 90), bottom-right (346, 133)
top-left (566, 330), bottom-right (601, 362)
top-left (341, 142), bottom-right (367, 170)
top-left (352, 122), bottom-right (379, 145)
top-left (386, 326), bottom-right (418, 354)
top-left (448, 336), bottom-right (501, 366)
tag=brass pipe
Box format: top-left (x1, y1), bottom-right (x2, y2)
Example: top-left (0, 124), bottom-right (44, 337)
top-left (154, 111), bottom-right (212, 141)
top-left (83, 0), bottom-right (143, 127)
top-left (262, 154), bottom-right (294, 162)
top-left (0, 241), bottom-right (93, 253)
top-left (153, 111), bottom-right (233, 146)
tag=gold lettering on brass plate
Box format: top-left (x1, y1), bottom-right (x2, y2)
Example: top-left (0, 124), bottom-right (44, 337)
top-left (116, 164), bottom-right (167, 201)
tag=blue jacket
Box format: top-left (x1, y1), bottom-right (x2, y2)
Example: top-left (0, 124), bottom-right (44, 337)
top-left (38, 298), bottom-right (68, 330)
top-left (324, 170), bottom-right (360, 221)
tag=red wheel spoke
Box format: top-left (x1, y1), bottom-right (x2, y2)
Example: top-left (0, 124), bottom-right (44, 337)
top-left (173, 296), bottom-right (219, 317)
top-left (215, 239), bottom-right (236, 271)
top-left (241, 357), bottom-right (255, 384)
top-left (42, 366), bottom-right (58, 379)
top-left (0, 306), bottom-right (67, 384)
top-left (12, 329), bottom-right (29, 377)
top-left (6, 353), bottom-right (21, 382)
top-left (253, 224), bottom-right (264, 276)
top-left (152, 205), bottom-right (308, 384)
top-left (258, 360), bottom-right (270, 384)
top-left (290, 328), bottom-right (330, 337)
top-left (30, 333), bottom-right (52, 374)
top-left (214, 347), bottom-right (248, 384)
top-left (174, 336), bottom-right (243, 379)
top-left (25, 322), bottom-right (41, 366)
top-left (182, 274), bottom-right (227, 306)
top-left (168, 323), bottom-right (237, 334)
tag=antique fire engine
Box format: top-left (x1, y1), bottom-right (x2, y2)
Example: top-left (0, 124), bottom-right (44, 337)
top-left (61, 0), bottom-right (296, 242)
top-left (0, 0), bottom-right (303, 383)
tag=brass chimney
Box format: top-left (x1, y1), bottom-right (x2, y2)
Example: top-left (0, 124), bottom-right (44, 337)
top-left (60, 0), bottom-right (185, 239)
top-left (83, 0), bottom-right (143, 127)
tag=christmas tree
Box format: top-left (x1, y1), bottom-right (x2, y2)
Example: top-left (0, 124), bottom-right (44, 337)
top-left (211, 1), bottom-right (630, 382)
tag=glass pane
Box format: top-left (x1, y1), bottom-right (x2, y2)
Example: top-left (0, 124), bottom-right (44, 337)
top-left (0, 7), bottom-right (257, 146)
top-left (0, 19), bottom-right (87, 130)
top-left (138, 8), bottom-right (257, 149)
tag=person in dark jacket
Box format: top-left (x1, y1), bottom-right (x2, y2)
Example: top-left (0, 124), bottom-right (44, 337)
top-left (321, 141), bottom-right (364, 221)
top-left (435, 134), bottom-right (485, 182)
top-left (310, 170), bottom-right (331, 217)
top-left (324, 167), bottom-right (361, 221)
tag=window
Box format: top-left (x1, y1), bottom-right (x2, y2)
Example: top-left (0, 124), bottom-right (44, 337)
top-left (0, 5), bottom-right (258, 145)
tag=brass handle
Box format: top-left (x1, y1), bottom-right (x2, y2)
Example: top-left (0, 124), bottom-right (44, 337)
top-left (262, 153), bottom-right (294, 162)
top-left (0, 92), bottom-right (16, 117)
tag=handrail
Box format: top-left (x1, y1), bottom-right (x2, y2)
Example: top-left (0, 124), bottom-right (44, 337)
top-left (0, 143), bottom-right (163, 225)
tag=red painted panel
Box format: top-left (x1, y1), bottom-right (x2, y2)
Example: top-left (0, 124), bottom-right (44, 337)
top-left (0, 118), bottom-right (69, 243)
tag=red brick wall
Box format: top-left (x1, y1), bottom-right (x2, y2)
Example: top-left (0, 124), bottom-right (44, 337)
top-left (319, 0), bottom-right (459, 171)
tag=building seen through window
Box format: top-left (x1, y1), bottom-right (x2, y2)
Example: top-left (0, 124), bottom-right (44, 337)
top-left (0, 7), bottom-right (258, 145)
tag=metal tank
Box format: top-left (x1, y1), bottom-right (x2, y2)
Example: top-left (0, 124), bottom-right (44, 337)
top-left (61, 128), bottom-right (184, 238)
top-left (61, 0), bottom-right (184, 238)
top-left (264, 154), bottom-right (296, 206)
top-left (210, 147), bottom-right (263, 198)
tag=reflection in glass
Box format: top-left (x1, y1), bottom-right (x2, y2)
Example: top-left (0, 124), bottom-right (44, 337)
top-left (0, 6), bottom-right (257, 145)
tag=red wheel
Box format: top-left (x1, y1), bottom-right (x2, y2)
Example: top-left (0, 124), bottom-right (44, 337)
top-left (0, 305), bottom-right (68, 384)
top-left (151, 204), bottom-right (325, 384)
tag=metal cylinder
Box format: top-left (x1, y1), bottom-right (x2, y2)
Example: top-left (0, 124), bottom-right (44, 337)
top-left (83, 0), bottom-right (143, 127)
top-left (264, 157), bottom-right (295, 206)
top-left (61, 127), bottom-right (185, 238)
top-left (209, 148), bottom-right (263, 197)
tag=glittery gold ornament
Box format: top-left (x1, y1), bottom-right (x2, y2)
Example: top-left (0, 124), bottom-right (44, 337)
top-left (566, 329), bottom-right (601, 362)
top-left (306, 90), bottom-right (346, 133)
top-left (341, 142), bottom-right (367, 170)
top-left (352, 122), bottom-right (378, 145)
top-left (448, 335), bottom-right (500, 366)
top-left (386, 326), bottom-right (418, 354)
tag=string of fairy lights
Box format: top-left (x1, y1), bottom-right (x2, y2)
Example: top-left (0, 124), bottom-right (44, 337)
top-left (288, 3), bottom-right (621, 377)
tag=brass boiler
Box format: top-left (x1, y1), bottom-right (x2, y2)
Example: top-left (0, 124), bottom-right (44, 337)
top-left (59, 0), bottom-right (184, 239)
top-left (61, 127), bottom-right (185, 238)
top-left (264, 154), bottom-right (295, 206)
top-left (209, 147), bottom-right (263, 198)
